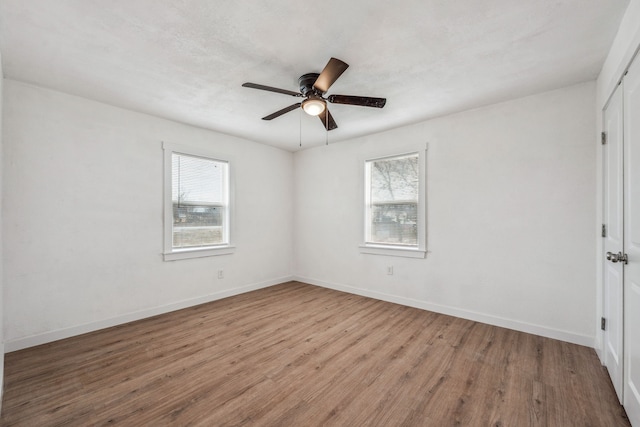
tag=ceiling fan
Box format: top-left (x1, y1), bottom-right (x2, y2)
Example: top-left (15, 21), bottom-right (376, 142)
top-left (242, 58), bottom-right (386, 131)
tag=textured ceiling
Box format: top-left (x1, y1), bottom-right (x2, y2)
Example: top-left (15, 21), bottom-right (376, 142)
top-left (0, 0), bottom-right (630, 151)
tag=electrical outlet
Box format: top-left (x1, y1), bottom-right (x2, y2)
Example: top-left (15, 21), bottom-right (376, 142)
top-left (218, 269), bottom-right (224, 279)
top-left (387, 266), bottom-right (393, 275)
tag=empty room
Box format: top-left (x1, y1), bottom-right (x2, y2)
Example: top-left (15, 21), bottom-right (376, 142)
top-left (1, 0), bottom-right (640, 425)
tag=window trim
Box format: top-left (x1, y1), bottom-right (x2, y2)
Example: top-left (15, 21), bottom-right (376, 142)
top-left (360, 143), bottom-right (427, 259)
top-left (163, 142), bottom-right (235, 261)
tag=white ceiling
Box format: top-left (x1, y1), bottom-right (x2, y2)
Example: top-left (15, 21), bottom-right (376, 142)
top-left (0, 0), bottom-right (630, 151)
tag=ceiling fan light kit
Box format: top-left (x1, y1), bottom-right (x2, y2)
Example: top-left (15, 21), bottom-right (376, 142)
top-left (301, 96), bottom-right (326, 116)
top-left (242, 57), bottom-right (386, 131)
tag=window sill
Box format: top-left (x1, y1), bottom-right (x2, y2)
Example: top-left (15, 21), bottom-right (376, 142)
top-left (163, 245), bottom-right (236, 261)
top-left (359, 244), bottom-right (426, 259)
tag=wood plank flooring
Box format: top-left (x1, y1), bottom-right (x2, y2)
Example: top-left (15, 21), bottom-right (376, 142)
top-left (1, 281), bottom-right (630, 426)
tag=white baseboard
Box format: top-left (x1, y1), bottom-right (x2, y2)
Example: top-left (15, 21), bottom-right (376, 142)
top-left (594, 334), bottom-right (604, 363)
top-left (6, 275), bottom-right (594, 353)
top-left (294, 276), bottom-right (594, 348)
top-left (4, 276), bottom-right (293, 353)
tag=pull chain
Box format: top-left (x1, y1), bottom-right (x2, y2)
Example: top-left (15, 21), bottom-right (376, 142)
top-left (325, 109), bottom-right (329, 146)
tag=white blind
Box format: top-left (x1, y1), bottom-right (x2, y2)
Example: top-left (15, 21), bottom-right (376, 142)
top-left (172, 153), bottom-right (225, 206)
top-left (370, 153), bottom-right (418, 203)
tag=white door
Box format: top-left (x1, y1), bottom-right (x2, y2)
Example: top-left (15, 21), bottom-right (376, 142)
top-left (603, 82), bottom-right (625, 402)
top-left (623, 54), bottom-right (640, 427)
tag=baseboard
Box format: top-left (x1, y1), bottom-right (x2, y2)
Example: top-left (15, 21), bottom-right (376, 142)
top-left (294, 276), bottom-right (594, 348)
top-left (594, 333), bottom-right (605, 364)
top-left (4, 276), bottom-right (294, 353)
top-left (6, 275), bottom-right (594, 353)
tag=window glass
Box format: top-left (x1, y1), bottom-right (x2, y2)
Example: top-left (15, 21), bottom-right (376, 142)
top-left (366, 153), bottom-right (419, 246)
top-left (171, 153), bottom-right (228, 249)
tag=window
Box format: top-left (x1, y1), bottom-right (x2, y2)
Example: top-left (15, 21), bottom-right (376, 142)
top-left (361, 148), bottom-right (426, 258)
top-left (163, 143), bottom-right (234, 260)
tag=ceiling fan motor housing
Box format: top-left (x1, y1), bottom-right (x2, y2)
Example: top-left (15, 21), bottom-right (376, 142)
top-left (299, 73), bottom-right (321, 96)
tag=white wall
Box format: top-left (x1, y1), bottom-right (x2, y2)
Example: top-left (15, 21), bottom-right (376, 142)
top-left (595, 0), bottom-right (640, 357)
top-left (2, 80), bottom-right (294, 351)
top-left (294, 82), bottom-right (597, 346)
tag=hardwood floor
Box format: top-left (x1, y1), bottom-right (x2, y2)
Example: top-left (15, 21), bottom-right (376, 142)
top-left (1, 281), bottom-right (629, 426)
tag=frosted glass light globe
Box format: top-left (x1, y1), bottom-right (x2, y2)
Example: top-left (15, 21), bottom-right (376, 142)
top-left (302, 98), bottom-right (326, 116)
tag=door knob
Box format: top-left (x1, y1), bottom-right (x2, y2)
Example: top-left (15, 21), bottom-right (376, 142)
top-left (606, 251), bottom-right (629, 264)
top-left (619, 252), bottom-right (628, 265)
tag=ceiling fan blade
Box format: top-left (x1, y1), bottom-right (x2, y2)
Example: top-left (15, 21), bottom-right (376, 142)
top-left (242, 82), bottom-right (302, 97)
top-left (318, 108), bottom-right (338, 131)
top-left (327, 94), bottom-right (386, 108)
top-left (313, 58), bottom-right (349, 93)
top-left (261, 103), bottom-right (301, 120)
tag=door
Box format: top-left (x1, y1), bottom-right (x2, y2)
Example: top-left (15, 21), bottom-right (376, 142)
top-left (603, 82), bottom-right (625, 402)
top-left (623, 54), bottom-right (640, 427)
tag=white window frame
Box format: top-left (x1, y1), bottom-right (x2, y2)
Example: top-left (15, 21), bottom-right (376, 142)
top-left (163, 142), bottom-right (235, 261)
top-left (359, 143), bottom-right (427, 259)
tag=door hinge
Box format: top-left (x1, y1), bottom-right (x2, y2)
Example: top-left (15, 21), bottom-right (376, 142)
top-left (601, 132), bottom-right (607, 145)
top-left (601, 317), bottom-right (606, 331)
top-left (602, 224), bottom-right (606, 238)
